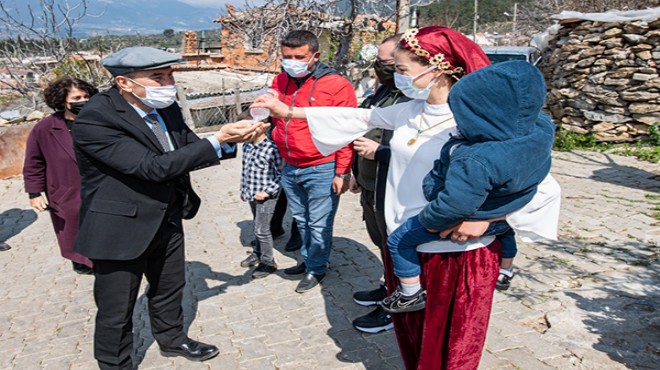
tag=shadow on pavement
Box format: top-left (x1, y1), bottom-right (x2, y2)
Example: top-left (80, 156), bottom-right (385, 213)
top-left (236, 219), bottom-right (254, 247)
top-left (505, 236), bottom-right (658, 369)
top-left (0, 207), bottom-right (37, 244)
top-left (132, 260), bottom-right (250, 366)
top-left (561, 151), bottom-right (660, 192)
top-left (321, 236), bottom-right (403, 369)
top-left (565, 282), bottom-right (659, 369)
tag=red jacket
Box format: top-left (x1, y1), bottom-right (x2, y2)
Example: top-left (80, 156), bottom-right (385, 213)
top-left (270, 62), bottom-right (357, 174)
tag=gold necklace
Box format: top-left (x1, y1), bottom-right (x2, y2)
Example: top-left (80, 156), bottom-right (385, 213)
top-left (407, 112), bottom-right (454, 145)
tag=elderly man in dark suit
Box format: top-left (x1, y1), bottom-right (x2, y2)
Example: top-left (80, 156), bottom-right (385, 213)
top-left (72, 47), bottom-right (265, 370)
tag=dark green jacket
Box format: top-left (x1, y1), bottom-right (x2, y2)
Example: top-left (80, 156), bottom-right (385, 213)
top-left (353, 86), bottom-right (408, 192)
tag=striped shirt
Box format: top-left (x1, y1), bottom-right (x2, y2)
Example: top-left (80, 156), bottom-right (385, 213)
top-left (240, 137), bottom-right (282, 201)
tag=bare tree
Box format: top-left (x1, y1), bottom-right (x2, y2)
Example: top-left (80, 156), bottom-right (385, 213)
top-left (219, 0), bottom-right (432, 72)
top-left (0, 0), bottom-right (107, 108)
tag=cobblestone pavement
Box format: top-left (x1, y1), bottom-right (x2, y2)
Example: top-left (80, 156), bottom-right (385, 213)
top-left (0, 150), bottom-right (658, 370)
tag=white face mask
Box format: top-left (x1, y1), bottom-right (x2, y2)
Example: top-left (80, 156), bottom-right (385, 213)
top-left (281, 57), bottom-right (314, 78)
top-left (394, 66), bottom-right (438, 100)
top-left (127, 78), bottom-right (177, 109)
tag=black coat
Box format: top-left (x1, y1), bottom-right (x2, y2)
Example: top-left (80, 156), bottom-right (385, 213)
top-left (72, 86), bottom-right (229, 260)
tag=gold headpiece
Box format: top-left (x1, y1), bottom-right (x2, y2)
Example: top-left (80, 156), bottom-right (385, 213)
top-left (402, 28), bottom-right (465, 79)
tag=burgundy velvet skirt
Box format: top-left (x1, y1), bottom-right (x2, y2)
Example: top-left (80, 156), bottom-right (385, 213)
top-left (383, 240), bottom-right (501, 370)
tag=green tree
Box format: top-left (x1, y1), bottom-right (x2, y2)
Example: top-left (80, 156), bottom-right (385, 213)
top-left (163, 29), bottom-right (175, 38)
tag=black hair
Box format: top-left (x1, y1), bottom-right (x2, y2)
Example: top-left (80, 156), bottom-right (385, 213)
top-left (381, 33), bottom-right (402, 45)
top-left (281, 30), bottom-right (319, 53)
top-left (43, 76), bottom-right (98, 111)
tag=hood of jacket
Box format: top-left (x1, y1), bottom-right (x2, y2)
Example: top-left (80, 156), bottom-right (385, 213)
top-left (448, 60), bottom-right (547, 143)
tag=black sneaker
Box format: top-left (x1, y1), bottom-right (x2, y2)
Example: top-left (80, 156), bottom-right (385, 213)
top-left (353, 285), bottom-right (388, 306)
top-left (353, 306), bottom-right (394, 334)
top-left (252, 263), bottom-right (277, 279)
top-left (0, 242), bottom-right (11, 251)
top-left (496, 268), bottom-right (514, 291)
top-left (380, 288), bottom-right (426, 313)
top-left (240, 252), bottom-right (260, 268)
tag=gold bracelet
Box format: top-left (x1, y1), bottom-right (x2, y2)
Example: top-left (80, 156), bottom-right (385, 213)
top-left (285, 106), bottom-right (293, 121)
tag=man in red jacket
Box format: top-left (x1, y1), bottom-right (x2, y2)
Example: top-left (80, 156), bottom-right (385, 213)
top-left (271, 30), bottom-right (357, 293)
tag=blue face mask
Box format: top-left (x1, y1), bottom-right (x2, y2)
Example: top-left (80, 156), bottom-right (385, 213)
top-left (281, 57), bottom-right (314, 78)
top-left (394, 66), bottom-right (438, 100)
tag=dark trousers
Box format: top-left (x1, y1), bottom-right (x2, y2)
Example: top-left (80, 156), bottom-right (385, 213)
top-left (361, 189), bottom-right (389, 285)
top-left (360, 189), bottom-right (388, 250)
top-left (92, 214), bottom-right (187, 370)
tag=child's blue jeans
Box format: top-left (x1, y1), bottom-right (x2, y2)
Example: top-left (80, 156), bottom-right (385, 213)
top-left (387, 215), bottom-right (516, 278)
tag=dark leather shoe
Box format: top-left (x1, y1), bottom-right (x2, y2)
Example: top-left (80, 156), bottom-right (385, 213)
top-left (284, 234), bottom-right (302, 252)
top-left (160, 339), bottom-right (219, 361)
top-left (0, 242), bottom-right (11, 251)
top-left (295, 272), bottom-right (325, 293)
top-left (283, 262), bottom-right (306, 275)
top-left (72, 262), bottom-right (93, 275)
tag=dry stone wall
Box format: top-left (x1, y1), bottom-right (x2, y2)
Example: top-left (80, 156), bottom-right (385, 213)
top-left (540, 18), bottom-right (660, 140)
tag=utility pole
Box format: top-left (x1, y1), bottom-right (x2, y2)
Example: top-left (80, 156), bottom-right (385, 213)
top-left (473, 0), bottom-right (478, 42)
top-left (513, 2), bottom-right (518, 34)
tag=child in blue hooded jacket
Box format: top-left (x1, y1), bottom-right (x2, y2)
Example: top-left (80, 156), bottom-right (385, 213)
top-left (381, 61), bottom-right (556, 313)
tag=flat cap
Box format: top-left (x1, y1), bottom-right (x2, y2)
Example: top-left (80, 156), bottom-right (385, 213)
top-left (103, 46), bottom-right (183, 76)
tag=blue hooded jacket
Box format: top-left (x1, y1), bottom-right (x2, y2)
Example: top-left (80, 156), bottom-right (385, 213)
top-left (418, 61), bottom-right (555, 231)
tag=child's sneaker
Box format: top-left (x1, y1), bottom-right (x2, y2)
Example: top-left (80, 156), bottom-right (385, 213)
top-left (380, 288), bottom-right (426, 313)
top-left (240, 252), bottom-right (260, 268)
top-left (496, 268), bottom-right (514, 291)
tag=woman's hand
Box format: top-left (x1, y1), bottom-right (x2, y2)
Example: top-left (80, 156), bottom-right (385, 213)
top-left (251, 94), bottom-right (289, 118)
top-left (353, 137), bottom-right (379, 160)
top-left (439, 220), bottom-right (491, 242)
top-left (215, 120), bottom-right (270, 143)
top-left (348, 176), bottom-right (361, 194)
top-left (30, 195), bottom-right (48, 212)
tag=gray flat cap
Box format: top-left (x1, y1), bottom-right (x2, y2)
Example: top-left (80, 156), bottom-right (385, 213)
top-left (103, 46), bottom-right (183, 76)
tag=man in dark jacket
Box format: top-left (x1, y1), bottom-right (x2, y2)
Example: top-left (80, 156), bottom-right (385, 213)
top-left (349, 35), bottom-right (410, 333)
top-left (270, 30), bottom-right (357, 293)
top-left (73, 47), bottom-right (264, 370)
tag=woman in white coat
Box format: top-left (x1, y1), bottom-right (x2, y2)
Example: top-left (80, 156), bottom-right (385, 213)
top-left (253, 26), bottom-right (560, 369)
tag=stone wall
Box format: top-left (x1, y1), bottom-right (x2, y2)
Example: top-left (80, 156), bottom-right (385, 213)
top-left (0, 111), bottom-right (45, 179)
top-left (540, 18), bottom-right (660, 140)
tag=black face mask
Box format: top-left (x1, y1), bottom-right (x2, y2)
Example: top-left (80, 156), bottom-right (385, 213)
top-left (373, 60), bottom-right (396, 89)
top-left (67, 101), bottom-right (87, 116)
